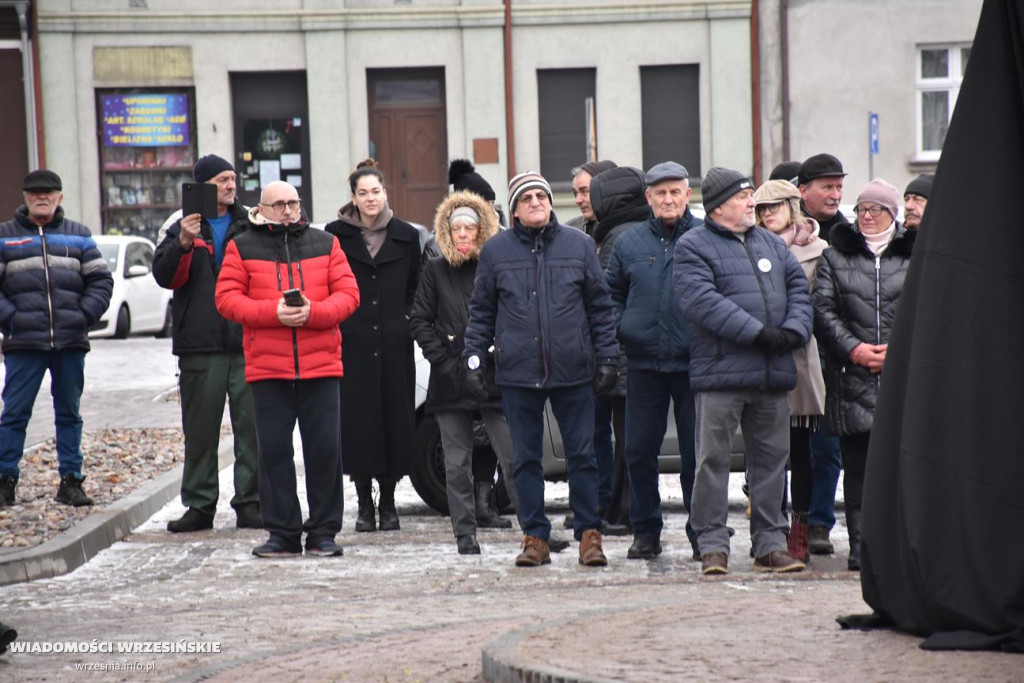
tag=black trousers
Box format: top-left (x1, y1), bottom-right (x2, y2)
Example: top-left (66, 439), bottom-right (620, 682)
top-left (839, 432), bottom-right (870, 513)
top-left (250, 377), bottom-right (343, 551)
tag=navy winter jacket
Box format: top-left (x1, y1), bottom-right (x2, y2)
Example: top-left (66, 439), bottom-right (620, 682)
top-left (674, 217), bottom-right (813, 392)
top-left (0, 206), bottom-right (113, 353)
top-left (607, 209), bottom-right (702, 372)
top-left (464, 214), bottom-right (619, 389)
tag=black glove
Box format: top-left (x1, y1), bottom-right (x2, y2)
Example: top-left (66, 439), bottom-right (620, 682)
top-left (593, 364), bottom-right (618, 395)
top-left (755, 326), bottom-right (801, 354)
top-left (464, 367), bottom-right (490, 402)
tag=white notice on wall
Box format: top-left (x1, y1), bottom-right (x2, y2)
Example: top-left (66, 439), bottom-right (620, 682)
top-left (286, 174), bottom-right (303, 187)
top-left (280, 153), bottom-right (301, 170)
top-left (259, 160), bottom-right (281, 186)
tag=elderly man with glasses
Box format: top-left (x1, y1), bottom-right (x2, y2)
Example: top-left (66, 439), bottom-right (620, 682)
top-left (463, 171), bottom-right (619, 568)
top-left (154, 154), bottom-right (262, 533)
top-left (216, 180), bottom-right (360, 558)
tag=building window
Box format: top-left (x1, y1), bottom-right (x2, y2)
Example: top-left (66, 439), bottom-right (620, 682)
top-left (641, 65), bottom-right (701, 178)
top-left (916, 44), bottom-right (970, 160)
top-left (537, 68), bottom-right (596, 186)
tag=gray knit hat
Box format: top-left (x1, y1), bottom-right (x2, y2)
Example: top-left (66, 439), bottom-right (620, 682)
top-left (905, 173), bottom-right (934, 199)
top-left (701, 167), bottom-right (753, 214)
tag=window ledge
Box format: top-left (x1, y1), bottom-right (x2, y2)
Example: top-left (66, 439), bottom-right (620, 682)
top-left (907, 157), bottom-right (939, 173)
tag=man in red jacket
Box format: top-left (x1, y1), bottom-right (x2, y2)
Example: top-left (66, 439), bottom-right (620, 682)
top-left (216, 181), bottom-right (360, 558)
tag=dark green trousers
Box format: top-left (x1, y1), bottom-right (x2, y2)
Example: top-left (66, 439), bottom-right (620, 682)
top-left (178, 353), bottom-right (258, 514)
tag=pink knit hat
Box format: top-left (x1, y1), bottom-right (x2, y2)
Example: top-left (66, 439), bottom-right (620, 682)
top-left (856, 178), bottom-right (900, 219)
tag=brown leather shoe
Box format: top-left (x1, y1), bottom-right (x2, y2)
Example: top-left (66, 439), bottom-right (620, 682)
top-left (701, 551), bottom-right (729, 575)
top-left (515, 535), bottom-right (551, 567)
top-left (753, 549), bottom-right (806, 573)
top-left (578, 529), bottom-right (607, 567)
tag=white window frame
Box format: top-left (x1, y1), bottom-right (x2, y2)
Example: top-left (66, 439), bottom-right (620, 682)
top-left (915, 43), bottom-right (970, 161)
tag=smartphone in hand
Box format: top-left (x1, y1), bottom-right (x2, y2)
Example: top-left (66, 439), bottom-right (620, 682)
top-left (283, 288), bottom-right (304, 307)
top-left (181, 182), bottom-right (218, 219)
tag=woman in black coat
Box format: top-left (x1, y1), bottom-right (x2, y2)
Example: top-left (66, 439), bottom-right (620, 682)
top-left (409, 191), bottom-right (520, 554)
top-left (325, 160), bottom-right (421, 533)
top-left (813, 178), bottom-right (915, 571)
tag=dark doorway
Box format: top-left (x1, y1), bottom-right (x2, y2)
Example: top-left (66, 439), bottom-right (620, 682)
top-left (0, 47), bottom-right (29, 214)
top-left (367, 68), bottom-right (448, 227)
top-left (230, 71), bottom-right (312, 220)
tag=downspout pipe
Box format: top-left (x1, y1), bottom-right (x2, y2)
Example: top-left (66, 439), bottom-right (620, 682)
top-left (503, 0), bottom-right (516, 180)
top-left (15, 1), bottom-right (40, 170)
top-left (750, 0), bottom-right (762, 186)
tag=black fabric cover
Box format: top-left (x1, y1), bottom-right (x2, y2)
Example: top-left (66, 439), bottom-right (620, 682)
top-left (854, 0), bottom-right (1024, 652)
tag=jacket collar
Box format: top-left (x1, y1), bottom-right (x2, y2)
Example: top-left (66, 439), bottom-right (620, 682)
top-left (512, 211), bottom-right (560, 244)
top-left (829, 220), bottom-right (916, 258)
top-left (644, 207), bottom-right (697, 240)
top-left (15, 204), bottom-right (64, 230)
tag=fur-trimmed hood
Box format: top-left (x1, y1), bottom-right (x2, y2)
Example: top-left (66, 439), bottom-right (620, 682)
top-left (830, 219), bottom-right (916, 259)
top-left (432, 190), bottom-right (499, 266)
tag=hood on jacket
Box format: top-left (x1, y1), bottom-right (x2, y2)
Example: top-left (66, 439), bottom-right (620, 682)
top-left (247, 205), bottom-right (308, 232)
top-left (590, 167), bottom-right (649, 241)
top-left (432, 190), bottom-right (499, 266)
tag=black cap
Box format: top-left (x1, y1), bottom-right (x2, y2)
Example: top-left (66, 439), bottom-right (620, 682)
top-left (768, 161), bottom-right (801, 184)
top-left (798, 153), bottom-right (847, 185)
top-left (23, 169), bottom-right (62, 192)
top-left (645, 161), bottom-right (689, 186)
top-left (905, 173), bottom-right (934, 199)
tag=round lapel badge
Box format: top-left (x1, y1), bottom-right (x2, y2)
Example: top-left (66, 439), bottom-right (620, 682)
top-left (758, 258), bottom-right (772, 273)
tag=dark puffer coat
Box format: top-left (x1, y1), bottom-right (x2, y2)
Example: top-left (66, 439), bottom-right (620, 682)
top-left (813, 221), bottom-right (915, 435)
top-left (153, 201), bottom-right (248, 355)
top-left (410, 191), bottom-right (501, 413)
top-left (0, 206), bottom-right (112, 353)
top-left (675, 217), bottom-right (813, 393)
top-left (464, 212), bottom-right (619, 389)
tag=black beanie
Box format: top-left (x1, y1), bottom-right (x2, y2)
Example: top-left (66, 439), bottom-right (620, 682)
top-left (905, 173), bottom-right (934, 199)
top-left (700, 167), bottom-right (753, 214)
top-left (448, 159), bottom-right (496, 201)
top-left (768, 161), bottom-right (801, 184)
top-left (193, 155), bottom-right (235, 184)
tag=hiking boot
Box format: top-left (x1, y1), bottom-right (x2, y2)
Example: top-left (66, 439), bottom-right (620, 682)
top-left (55, 474), bottom-right (94, 507)
top-left (626, 533), bottom-right (662, 560)
top-left (754, 549), bottom-right (806, 573)
top-left (377, 478), bottom-right (400, 531)
top-left (305, 539), bottom-right (344, 557)
top-left (701, 551), bottom-right (729, 575)
top-left (252, 540), bottom-right (302, 558)
top-left (578, 529), bottom-right (607, 567)
top-left (787, 512), bottom-right (810, 563)
top-left (354, 480), bottom-right (376, 532)
top-left (167, 507), bottom-right (214, 533)
top-left (457, 534), bottom-right (481, 555)
top-left (475, 481), bottom-right (512, 529)
top-left (0, 475), bottom-right (16, 507)
top-left (548, 531), bottom-right (570, 553)
top-left (807, 525), bottom-right (835, 555)
top-left (515, 535), bottom-right (551, 567)
top-left (235, 503), bottom-right (263, 529)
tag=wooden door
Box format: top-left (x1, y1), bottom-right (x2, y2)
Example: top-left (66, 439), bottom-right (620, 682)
top-left (368, 68), bottom-right (448, 227)
top-left (0, 47), bottom-right (29, 213)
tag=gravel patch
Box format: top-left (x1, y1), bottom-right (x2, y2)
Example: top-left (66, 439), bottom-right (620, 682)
top-left (0, 428), bottom-right (186, 553)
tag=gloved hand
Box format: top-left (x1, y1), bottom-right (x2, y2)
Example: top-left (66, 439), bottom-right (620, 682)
top-left (593, 364), bottom-right (618, 395)
top-left (464, 368), bottom-right (490, 402)
top-left (755, 327), bottom-right (803, 353)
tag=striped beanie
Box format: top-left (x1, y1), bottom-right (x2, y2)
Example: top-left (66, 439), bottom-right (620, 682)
top-left (508, 171), bottom-right (552, 212)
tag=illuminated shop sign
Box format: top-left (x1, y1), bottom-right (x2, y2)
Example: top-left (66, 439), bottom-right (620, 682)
top-left (101, 93), bottom-right (190, 147)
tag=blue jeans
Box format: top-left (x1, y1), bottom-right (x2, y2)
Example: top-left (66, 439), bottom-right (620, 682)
top-left (594, 394), bottom-right (614, 510)
top-left (624, 369), bottom-right (696, 546)
top-left (501, 383), bottom-right (601, 542)
top-left (0, 350), bottom-right (86, 480)
top-left (808, 420), bottom-right (841, 529)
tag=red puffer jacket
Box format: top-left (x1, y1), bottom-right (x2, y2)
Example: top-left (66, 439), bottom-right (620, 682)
top-left (215, 212), bottom-right (360, 382)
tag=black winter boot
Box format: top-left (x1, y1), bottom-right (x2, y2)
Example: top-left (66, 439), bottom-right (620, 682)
top-left (55, 473), bottom-right (94, 506)
top-left (846, 508), bottom-right (862, 571)
top-left (475, 480), bottom-right (512, 529)
top-left (377, 477), bottom-right (400, 531)
top-left (354, 479), bottom-right (376, 532)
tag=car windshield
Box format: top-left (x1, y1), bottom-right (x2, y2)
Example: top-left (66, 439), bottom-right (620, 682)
top-left (97, 243), bottom-right (119, 272)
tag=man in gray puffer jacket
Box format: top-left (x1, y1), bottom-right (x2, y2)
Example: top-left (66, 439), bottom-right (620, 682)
top-left (675, 167), bottom-right (812, 576)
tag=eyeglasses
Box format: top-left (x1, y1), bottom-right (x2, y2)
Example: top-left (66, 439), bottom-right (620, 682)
top-left (853, 205), bottom-right (885, 217)
top-left (755, 203), bottom-right (784, 216)
top-left (260, 200), bottom-right (301, 212)
top-left (517, 191), bottom-right (549, 206)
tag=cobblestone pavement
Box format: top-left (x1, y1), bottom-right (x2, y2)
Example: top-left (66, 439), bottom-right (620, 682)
top-left (2, 459), bottom-right (1018, 682)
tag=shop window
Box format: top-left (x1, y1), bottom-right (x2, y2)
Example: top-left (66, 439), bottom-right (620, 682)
top-left (537, 68), bottom-right (596, 186)
top-left (916, 44), bottom-right (970, 161)
top-left (641, 64), bottom-right (701, 179)
top-left (96, 88), bottom-right (198, 242)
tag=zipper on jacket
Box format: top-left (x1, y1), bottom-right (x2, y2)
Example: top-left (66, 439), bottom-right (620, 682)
top-left (535, 233), bottom-right (549, 386)
top-left (284, 231), bottom-right (300, 380)
top-left (38, 227), bottom-right (55, 348)
top-left (874, 255), bottom-right (882, 390)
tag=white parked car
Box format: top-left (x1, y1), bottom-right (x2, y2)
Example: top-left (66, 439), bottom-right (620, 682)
top-left (89, 235), bottom-right (173, 339)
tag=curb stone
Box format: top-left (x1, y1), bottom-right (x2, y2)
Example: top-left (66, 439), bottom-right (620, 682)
top-left (0, 436), bottom-right (233, 586)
